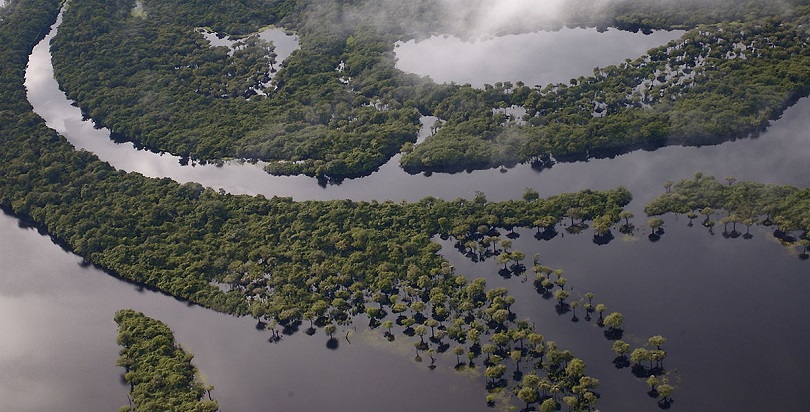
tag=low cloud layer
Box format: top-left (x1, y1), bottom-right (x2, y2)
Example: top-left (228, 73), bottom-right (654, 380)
top-left (435, 0), bottom-right (611, 35)
top-left (329, 0), bottom-right (615, 38)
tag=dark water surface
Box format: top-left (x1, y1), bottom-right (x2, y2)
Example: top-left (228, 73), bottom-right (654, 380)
top-left (440, 221), bottom-right (810, 411)
top-left (6, 9), bottom-right (810, 412)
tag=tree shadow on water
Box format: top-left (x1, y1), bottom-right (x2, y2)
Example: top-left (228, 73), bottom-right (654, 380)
top-left (554, 302), bottom-right (570, 316)
top-left (498, 267), bottom-right (513, 279)
top-left (603, 328), bottom-right (623, 341)
top-left (658, 398), bottom-right (674, 409)
top-left (631, 364), bottom-right (665, 378)
top-left (534, 227), bottom-right (558, 241)
top-left (326, 337), bottom-right (339, 350)
top-left (593, 231), bottom-right (614, 245)
top-left (612, 355), bottom-right (630, 369)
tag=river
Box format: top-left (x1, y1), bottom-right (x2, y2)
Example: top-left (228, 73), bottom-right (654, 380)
top-left (5, 7), bottom-right (810, 412)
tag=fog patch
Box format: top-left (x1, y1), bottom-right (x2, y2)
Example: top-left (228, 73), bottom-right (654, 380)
top-left (321, 0), bottom-right (615, 39)
top-left (395, 28), bottom-right (684, 88)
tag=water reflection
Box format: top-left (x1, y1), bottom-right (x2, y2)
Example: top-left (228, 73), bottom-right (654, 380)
top-left (395, 28), bottom-right (684, 88)
top-left (197, 25), bottom-right (299, 86)
top-left (0, 211), bottom-right (488, 411)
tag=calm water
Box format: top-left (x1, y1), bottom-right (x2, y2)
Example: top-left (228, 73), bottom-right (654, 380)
top-left (198, 25), bottom-right (298, 85)
top-left (394, 28), bottom-right (684, 88)
top-left (0, 212), bottom-right (486, 412)
top-left (7, 8), bottom-right (810, 412)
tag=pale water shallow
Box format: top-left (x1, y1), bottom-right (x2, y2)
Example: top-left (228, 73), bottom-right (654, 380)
top-left (394, 28), bottom-right (684, 88)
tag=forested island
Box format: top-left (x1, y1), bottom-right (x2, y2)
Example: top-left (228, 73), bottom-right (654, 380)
top-left (645, 174), bottom-right (810, 252)
top-left (49, 0), bottom-right (810, 178)
top-left (114, 309), bottom-right (219, 412)
top-left (2, 0), bottom-right (809, 410)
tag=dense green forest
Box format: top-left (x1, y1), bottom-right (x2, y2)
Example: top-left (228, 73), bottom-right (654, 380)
top-left (114, 309), bottom-right (219, 412)
top-left (49, 0), bottom-right (810, 178)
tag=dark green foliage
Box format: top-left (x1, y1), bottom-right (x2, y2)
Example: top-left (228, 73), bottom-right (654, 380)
top-left (405, 7), bottom-right (810, 172)
top-left (48, 0), bottom-right (810, 177)
top-left (115, 309), bottom-right (218, 412)
top-left (50, 0), bottom-right (426, 179)
top-left (1, 0), bottom-right (634, 322)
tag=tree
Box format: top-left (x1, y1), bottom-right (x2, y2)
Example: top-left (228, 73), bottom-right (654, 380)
top-left (595, 304), bottom-right (607, 321)
top-left (511, 250), bottom-right (526, 269)
top-left (414, 324), bottom-right (427, 345)
top-left (522, 187), bottom-right (540, 202)
top-left (648, 217), bottom-right (665, 233)
top-left (700, 207), bottom-right (715, 226)
top-left (517, 386), bottom-right (538, 410)
top-left (539, 398), bottom-right (557, 412)
top-left (453, 346), bottom-right (465, 365)
top-left (563, 395), bottom-right (579, 410)
top-left (647, 375), bottom-right (659, 391)
top-left (484, 364), bottom-right (507, 384)
top-left (630, 347), bottom-right (651, 367)
top-left (612, 340), bottom-right (630, 356)
top-left (496, 252), bottom-right (512, 270)
top-left (603, 312), bottom-right (624, 330)
top-left (500, 239), bottom-right (512, 252)
top-left (510, 349), bottom-right (523, 371)
top-left (658, 381), bottom-right (675, 403)
top-left (650, 349), bottom-right (667, 368)
top-left (553, 289), bottom-right (570, 304)
top-left (481, 343), bottom-right (496, 363)
top-left (528, 332), bottom-right (544, 353)
top-left (565, 357), bottom-right (586, 379)
top-left (648, 335), bottom-right (667, 350)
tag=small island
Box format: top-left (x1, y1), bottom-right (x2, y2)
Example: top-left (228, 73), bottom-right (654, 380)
top-left (114, 309), bottom-right (218, 412)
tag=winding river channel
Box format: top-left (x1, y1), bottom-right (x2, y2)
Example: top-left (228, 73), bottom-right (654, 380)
top-left (2, 8), bottom-right (809, 411)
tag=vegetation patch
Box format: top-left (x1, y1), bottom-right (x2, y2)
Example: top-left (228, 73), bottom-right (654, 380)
top-left (645, 174), bottom-right (810, 254)
top-left (115, 309), bottom-right (218, 412)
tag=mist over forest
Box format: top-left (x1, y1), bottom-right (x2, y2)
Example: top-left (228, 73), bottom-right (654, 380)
top-left (295, 0), bottom-right (807, 39)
